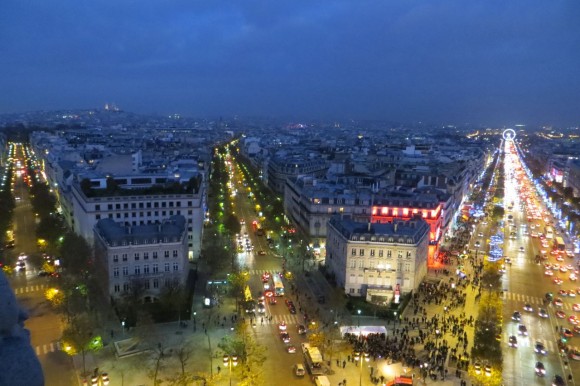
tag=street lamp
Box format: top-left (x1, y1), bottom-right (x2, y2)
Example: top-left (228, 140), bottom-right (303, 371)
top-left (354, 351), bottom-right (370, 386)
top-left (357, 309), bottom-right (361, 329)
top-left (223, 354), bottom-right (238, 386)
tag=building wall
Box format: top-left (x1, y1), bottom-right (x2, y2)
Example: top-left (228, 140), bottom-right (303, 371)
top-left (325, 219), bottom-right (429, 297)
top-left (94, 226), bottom-right (189, 301)
top-left (72, 184), bottom-right (205, 259)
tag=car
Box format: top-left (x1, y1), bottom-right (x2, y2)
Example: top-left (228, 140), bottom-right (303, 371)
top-left (552, 375), bottom-right (566, 386)
top-left (294, 363), bottom-right (306, 377)
top-left (569, 349), bottom-right (580, 361)
top-left (263, 283), bottom-right (271, 290)
top-left (287, 345), bottom-right (297, 354)
top-left (15, 261), bottom-right (26, 272)
top-left (518, 324), bottom-right (528, 336)
top-left (554, 298), bottom-right (564, 307)
top-left (268, 297), bottom-right (277, 305)
top-left (560, 266), bottom-right (569, 273)
top-left (18, 252), bottom-right (27, 261)
top-left (569, 315), bottom-right (579, 325)
top-left (478, 232), bottom-right (484, 238)
top-left (571, 273), bottom-right (578, 281)
top-left (574, 325), bottom-right (580, 335)
top-left (474, 362), bottom-right (482, 375)
top-left (278, 322), bottom-right (287, 331)
top-left (554, 278), bottom-right (564, 285)
top-left (524, 304), bottom-right (533, 312)
top-left (280, 332), bottom-right (290, 343)
top-left (556, 255), bottom-right (565, 262)
top-left (258, 250), bottom-right (266, 256)
top-left (561, 328), bottom-right (574, 338)
top-left (101, 373), bottom-right (109, 386)
top-left (261, 273), bottom-right (271, 282)
top-left (568, 290), bottom-right (577, 297)
top-left (556, 310), bottom-right (566, 319)
top-left (545, 270), bottom-right (554, 276)
top-left (559, 290), bottom-right (568, 297)
top-left (512, 311), bottom-right (522, 321)
top-left (474, 241), bottom-right (481, 247)
top-left (552, 264), bottom-right (561, 271)
top-left (508, 335), bottom-right (518, 348)
top-left (519, 246), bottom-right (525, 252)
top-left (37, 270), bottom-right (51, 277)
top-left (257, 303), bottom-right (266, 314)
top-left (534, 341), bottom-right (547, 355)
top-left (546, 292), bottom-right (554, 301)
top-left (573, 304), bottom-right (580, 312)
top-left (297, 325), bottom-right (307, 335)
top-left (535, 361), bottom-right (546, 377)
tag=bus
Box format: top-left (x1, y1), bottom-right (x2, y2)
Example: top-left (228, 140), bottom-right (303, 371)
top-left (273, 274), bottom-right (285, 296)
top-left (302, 343), bottom-right (325, 376)
top-left (555, 237), bottom-right (566, 251)
top-left (545, 226), bottom-right (554, 239)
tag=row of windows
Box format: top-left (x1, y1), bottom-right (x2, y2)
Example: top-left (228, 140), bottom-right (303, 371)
top-left (352, 235), bottom-right (414, 243)
top-left (113, 251), bottom-right (179, 262)
top-left (113, 277), bottom-right (179, 293)
top-left (351, 249), bottom-right (413, 258)
top-left (96, 201), bottom-right (193, 211)
top-left (112, 262), bottom-right (180, 277)
top-left (348, 261), bottom-right (412, 272)
top-left (96, 210), bottom-right (193, 221)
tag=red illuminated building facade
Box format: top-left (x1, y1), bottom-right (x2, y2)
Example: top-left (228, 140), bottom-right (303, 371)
top-left (371, 198), bottom-right (443, 267)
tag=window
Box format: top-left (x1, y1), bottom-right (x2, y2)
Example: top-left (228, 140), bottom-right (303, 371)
top-left (378, 250), bottom-right (383, 257)
top-left (359, 249), bottom-right (364, 256)
top-left (164, 251), bottom-right (170, 258)
top-left (349, 288), bottom-right (355, 294)
top-left (144, 264), bottom-right (150, 274)
top-left (351, 248), bottom-right (356, 256)
top-left (144, 280), bottom-right (150, 290)
top-left (152, 251), bottom-right (158, 259)
top-left (153, 279), bottom-right (159, 288)
top-left (113, 267), bottom-right (119, 277)
top-left (173, 250), bottom-right (178, 258)
top-left (397, 250), bottom-right (403, 258)
top-left (108, 204), bottom-right (113, 210)
top-left (144, 252), bottom-right (149, 260)
top-left (116, 204), bottom-right (121, 210)
top-left (114, 284), bottom-right (120, 293)
top-left (134, 266), bottom-right (141, 275)
top-left (350, 260), bottom-right (356, 268)
top-left (134, 253), bottom-right (140, 261)
top-left (153, 264), bottom-right (159, 273)
top-left (122, 266), bottom-right (128, 276)
top-left (164, 263), bottom-right (170, 272)
top-left (95, 204), bottom-right (101, 211)
top-left (358, 260), bottom-right (364, 269)
top-left (123, 282), bottom-right (130, 292)
top-left (96, 214), bottom-right (101, 220)
top-left (173, 262), bottom-right (179, 271)
top-left (113, 254), bottom-right (119, 263)
top-left (387, 250), bottom-right (392, 258)
top-left (404, 263), bottom-right (411, 272)
top-left (370, 249), bottom-right (375, 257)
top-left (406, 251), bottom-right (412, 259)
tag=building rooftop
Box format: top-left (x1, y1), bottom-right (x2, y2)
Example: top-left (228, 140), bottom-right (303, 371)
top-left (95, 215), bottom-right (186, 246)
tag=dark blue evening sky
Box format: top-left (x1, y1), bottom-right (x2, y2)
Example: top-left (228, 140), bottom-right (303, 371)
top-left (1, 1), bottom-right (579, 126)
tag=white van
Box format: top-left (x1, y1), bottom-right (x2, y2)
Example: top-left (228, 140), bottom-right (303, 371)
top-left (294, 363), bottom-right (305, 377)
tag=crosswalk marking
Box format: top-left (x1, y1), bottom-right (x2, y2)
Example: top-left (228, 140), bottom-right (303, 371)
top-left (35, 341), bottom-right (62, 356)
top-left (13, 284), bottom-right (47, 295)
top-left (504, 291), bottom-right (580, 313)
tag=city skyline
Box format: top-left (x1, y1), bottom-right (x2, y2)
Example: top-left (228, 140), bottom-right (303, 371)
top-left (1, 1), bottom-right (580, 126)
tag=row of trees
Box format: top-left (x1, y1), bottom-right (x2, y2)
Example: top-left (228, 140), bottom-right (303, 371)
top-left (0, 157), bottom-right (15, 260)
top-left (469, 263), bottom-right (504, 386)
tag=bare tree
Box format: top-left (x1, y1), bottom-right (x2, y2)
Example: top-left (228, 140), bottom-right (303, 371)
top-left (147, 343), bottom-right (166, 386)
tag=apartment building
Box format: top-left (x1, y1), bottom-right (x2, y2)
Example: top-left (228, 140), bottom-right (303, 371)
top-left (325, 216), bottom-right (429, 301)
top-left (94, 215), bottom-right (189, 301)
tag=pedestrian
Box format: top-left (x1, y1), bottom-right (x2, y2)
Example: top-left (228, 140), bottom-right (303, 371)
top-left (343, 360), bottom-right (346, 369)
top-left (343, 379), bottom-right (347, 385)
top-left (217, 365), bottom-right (221, 374)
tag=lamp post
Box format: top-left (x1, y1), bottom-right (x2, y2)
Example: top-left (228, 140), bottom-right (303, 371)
top-left (357, 309), bottom-right (361, 329)
top-left (354, 351), bottom-right (369, 386)
top-left (223, 354), bottom-right (238, 386)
